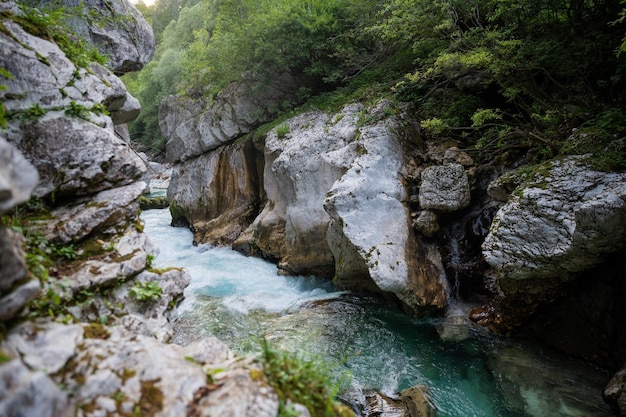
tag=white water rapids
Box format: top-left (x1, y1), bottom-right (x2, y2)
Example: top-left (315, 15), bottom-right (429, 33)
top-left (142, 208), bottom-right (613, 417)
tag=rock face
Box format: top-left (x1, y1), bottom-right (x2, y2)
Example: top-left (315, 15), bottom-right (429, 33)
top-left (323, 105), bottom-right (448, 313)
top-left (168, 139), bottom-right (264, 245)
top-left (160, 74), bottom-right (303, 163)
top-left (168, 100), bottom-right (449, 315)
top-left (474, 157), bottom-right (626, 332)
top-left (43, 0), bottom-right (155, 74)
top-left (237, 106), bottom-right (359, 277)
top-left (3, 321), bottom-right (280, 417)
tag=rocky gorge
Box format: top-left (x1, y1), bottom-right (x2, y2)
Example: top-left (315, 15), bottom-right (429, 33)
top-left (2, 0), bottom-right (626, 417)
top-left (162, 37), bottom-right (626, 417)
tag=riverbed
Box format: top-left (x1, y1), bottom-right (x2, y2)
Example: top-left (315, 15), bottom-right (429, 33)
top-left (142, 208), bottom-right (613, 417)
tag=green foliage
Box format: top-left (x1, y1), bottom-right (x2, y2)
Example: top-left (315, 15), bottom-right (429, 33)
top-left (259, 338), bottom-right (352, 417)
top-left (24, 103), bottom-right (47, 119)
top-left (371, 0), bottom-right (626, 165)
top-left (65, 101), bottom-right (91, 120)
top-left (275, 123), bottom-right (291, 140)
top-left (128, 281), bottom-right (162, 303)
top-left (125, 0), bottom-right (383, 153)
top-left (127, 0), bottom-right (625, 169)
top-left (0, 67), bottom-right (12, 129)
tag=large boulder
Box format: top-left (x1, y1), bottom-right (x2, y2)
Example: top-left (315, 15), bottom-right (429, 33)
top-left (324, 104), bottom-right (448, 315)
top-left (160, 74), bottom-right (302, 163)
top-left (418, 164), bottom-right (471, 212)
top-left (474, 157), bottom-right (626, 331)
top-left (0, 359), bottom-right (72, 417)
top-left (3, 321), bottom-right (280, 417)
top-left (32, 0), bottom-right (155, 74)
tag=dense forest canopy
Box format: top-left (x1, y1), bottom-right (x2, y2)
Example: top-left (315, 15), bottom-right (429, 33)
top-left (124, 0), bottom-right (626, 171)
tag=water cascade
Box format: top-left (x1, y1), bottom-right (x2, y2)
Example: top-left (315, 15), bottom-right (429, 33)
top-left (142, 208), bottom-right (613, 417)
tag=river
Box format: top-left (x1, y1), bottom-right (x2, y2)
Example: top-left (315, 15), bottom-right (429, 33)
top-left (141, 208), bottom-right (613, 417)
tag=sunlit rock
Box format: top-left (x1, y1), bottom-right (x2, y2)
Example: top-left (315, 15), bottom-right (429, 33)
top-left (325, 105), bottom-right (448, 315)
top-left (236, 106), bottom-right (359, 276)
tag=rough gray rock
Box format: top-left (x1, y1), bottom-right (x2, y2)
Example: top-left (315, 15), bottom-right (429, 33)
top-left (0, 7), bottom-right (147, 200)
top-left (236, 106), bottom-right (357, 276)
top-left (42, 181), bottom-right (146, 244)
top-left (0, 227), bottom-right (30, 295)
top-left (605, 365), bottom-right (626, 416)
top-left (47, 0), bottom-right (155, 73)
top-left (413, 210), bottom-right (440, 237)
top-left (482, 157), bottom-right (626, 292)
top-left (419, 164), bottom-right (471, 212)
top-left (0, 14), bottom-right (135, 119)
top-left (0, 359), bottom-right (72, 417)
top-left (14, 114), bottom-right (146, 199)
top-left (161, 74), bottom-right (302, 163)
top-left (0, 279), bottom-right (41, 322)
top-left (4, 320), bottom-right (281, 417)
top-left (0, 138), bottom-right (39, 214)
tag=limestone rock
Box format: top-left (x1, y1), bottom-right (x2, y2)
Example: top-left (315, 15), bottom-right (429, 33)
top-left (0, 279), bottom-right (41, 322)
top-left (42, 181), bottom-right (146, 244)
top-left (413, 210), bottom-right (440, 237)
top-left (419, 164), bottom-right (471, 212)
top-left (0, 359), bottom-right (72, 417)
top-left (14, 114), bottom-right (146, 199)
top-left (237, 107), bottom-right (357, 276)
top-left (483, 157), bottom-right (626, 292)
top-left (325, 109), bottom-right (448, 315)
top-left (400, 385), bottom-right (437, 417)
top-left (189, 368), bottom-right (279, 417)
top-left (49, 0), bottom-right (155, 74)
top-left (161, 75), bottom-right (302, 163)
top-left (364, 391), bottom-right (408, 417)
top-left (167, 139), bottom-right (263, 246)
top-left (0, 226), bottom-right (29, 295)
top-left (6, 321), bottom-right (84, 374)
top-left (0, 137), bottom-right (39, 214)
top-left (0, 13), bottom-right (135, 118)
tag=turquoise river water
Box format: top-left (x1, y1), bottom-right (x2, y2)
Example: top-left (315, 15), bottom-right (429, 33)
top-left (141, 208), bottom-right (613, 417)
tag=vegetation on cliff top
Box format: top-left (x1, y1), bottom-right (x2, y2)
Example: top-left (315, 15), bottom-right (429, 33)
top-left (126, 0), bottom-right (626, 170)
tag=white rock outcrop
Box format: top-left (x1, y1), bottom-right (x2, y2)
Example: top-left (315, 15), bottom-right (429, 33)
top-left (483, 156), bottom-right (626, 291)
